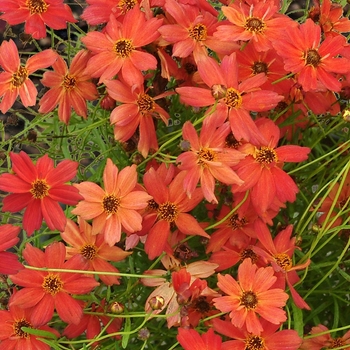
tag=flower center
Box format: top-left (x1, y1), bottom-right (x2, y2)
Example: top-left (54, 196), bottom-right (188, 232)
top-left (63, 74), bottom-right (77, 90)
top-left (305, 49), bottom-right (321, 67)
top-left (274, 253), bottom-right (293, 271)
top-left (118, 0), bottom-right (137, 14)
top-left (157, 201), bottom-right (178, 222)
top-left (244, 17), bottom-right (266, 33)
top-left (193, 296), bottom-right (211, 313)
top-left (26, 0), bottom-right (48, 14)
top-left (137, 93), bottom-right (155, 114)
top-left (225, 133), bottom-right (242, 149)
top-left (13, 318), bottom-right (32, 338)
top-left (245, 335), bottom-right (265, 350)
top-left (255, 147), bottom-right (278, 165)
top-left (240, 290), bottom-right (258, 309)
top-left (197, 148), bottom-right (216, 165)
top-left (113, 39), bottom-right (134, 58)
top-left (184, 62), bottom-right (197, 75)
top-left (30, 179), bottom-right (50, 199)
top-left (42, 274), bottom-right (63, 295)
top-left (330, 338), bottom-right (345, 348)
top-left (103, 194), bottom-right (120, 215)
top-left (80, 244), bottom-right (98, 260)
top-left (240, 249), bottom-right (258, 264)
top-left (229, 213), bottom-right (247, 230)
top-left (252, 61), bottom-right (268, 75)
top-left (188, 23), bottom-right (207, 41)
top-left (225, 87), bottom-right (243, 109)
top-left (11, 66), bottom-right (29, 88)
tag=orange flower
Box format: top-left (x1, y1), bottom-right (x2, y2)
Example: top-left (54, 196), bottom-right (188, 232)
top-left (72, 159), bottom-right (152, 246)
top-left (0, 0), bottom-right (76, 39)
top-left (0, 40), bottom-right (57, 113)
top-left (82, 6), bottom-right (163, 86)
top-left (177, 328), bottom-right (222, 350)
top-left (9, 242), bottom-right (99, 326)
top-left (0, 151), bottom-right (82, 235)
top-left (39, 50), bottom-right (98, 124)
top-left (60, 218), bottom-right (131, 285)
top-left (213, 258), bottom-right (289, 334)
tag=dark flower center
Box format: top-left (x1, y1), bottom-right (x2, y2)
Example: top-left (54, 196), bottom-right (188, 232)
top-left (158, 201), bottom-right (178, 222)
top-left (184, 62), bottom-right (197, 75)
top-left (244, 17), bottom-right (266, 33)
top-left (229, 213), bottom-right (247, 230)
top-left (305, 49), bottom-right (321, 67)
top-left (137, 93), bottom-right (155, 114)
top-left (225, 133), bottom-right (242, 149)
top-left (255, 147), bottom-right (278, 165)
top-left (240, 249), bottom-right (258, 264)
top-left (225, 87), bottom-right (243, 108)
top-left (13, 318), bottom-right (32, 338)
top-left (274, 253), bottom-right (293, 271)
top-left (80, 244), bottom-right (98, 260)
top-left (240, 290), bottom-right (258, 309)
top-left (193, 296), bottom-right (211, 313)
top-left (147, 199), bottom-right (159, 211)
top-left (103, 194), bottom-right (120, 214)
top-left (118, 0), bottom-right (137, 14)
top-left (245, 335), bottom-right (265, 350)
top-left (26, 0), bottom-right (48, 14)
top-left (11, 66), bottom-right (29, 88)
top-left (197, 148), bottom-right (216, 165)
top-left (114, 39), bottom-right (134, 58)
top-left (63, 74), bottom-right (77, 90)
top-left (30, 179), bottom-right (50, 199)
top-left (330, 338), bottom-right (345, 348)
top-left (188, 23), bottom-right (207, 41)
top-left (42, 274), bottom-right (63, 295)
top-left (252, 61), bottom-right (268, 75)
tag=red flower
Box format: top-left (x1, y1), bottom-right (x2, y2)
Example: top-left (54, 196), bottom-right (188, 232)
top-left (273, 18), bottom-right (349, 92)
top-left (213, 258), bottom-right (289, 334)
top-left (39, 50), bottom-right (98, 124)
top-left (0, 224), bottom-right (23, 275)
top-left (142, 168), bottom-right (209, 260)
top-left (213, 317), bottom-right (302, 350)
top-left (177, 120), bottom-right (244, 203)
top-left (0, 40), bottom-right (57, 113)
top-left (0, 0), bottom-right (76, 39)
top-left (60, 218), bottom-right (131, 286)
top-left (9, 242), bottom-right (99, 326)
top-left (0, 151), bottom-right (82, 235)
top-left (72, 159), bottom-right (152, 246)
top-left (177, 328), bottom-right (222, 350)
top-left (0, 292), bottom-right (60, 350)
top-left (105, 78), bottom-right (171, 158)
top-left (82, 6), bottom-right (163, 86)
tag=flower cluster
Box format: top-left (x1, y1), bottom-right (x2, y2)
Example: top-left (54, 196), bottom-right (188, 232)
top-left (0, 0), bottom-right (350, 348)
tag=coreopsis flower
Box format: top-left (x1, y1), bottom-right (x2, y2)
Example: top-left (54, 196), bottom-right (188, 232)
top-left (317, 171), bottom-right (350, 229)
top-left (82, 6), bottom-right (163, 86)
top-left (176, 52), bottom-right (283, 145)
top-left (60, 218), bottom-right (131, 286)
top-left (9, 242), bottom-right (100, 326)
top-left (273, 18), bottom-right (349, 92)
top-left (142, 168), bottom-right (209, 260)
top-left (72, 159), bottom-right (152, 246)
top-left (214, 1), bottom-right (295, 52)
top-left (213, 258), bottom-right (289, 334)
top-left (300, 324), bottom-right (350, 350)
top-left (39, 50), bottom-right (98, 124)
top-left (0, 224), bottom-right (23, 275)
top-left (177, 120), bottom-right (244, 203)
top-left (0, 0), bottom-right (76, 39)
top-left (177, 328), bottom-right (222, 350)
top-left (213, 317), bottom-right (302, 350)
top-left (0, 40), bottom-right (57, 114)
top-left (159, 0), bottom-right (237, 61)
top-left (0, 151), bottom-right (82, 235)
top-left (254, 221), bottom-right (311, 310)
top-left (231, 118), bottom-right (310, 220)
top-left (0, 293), bottom-right (60, 350)
top-left (105, 78), bottom-right (172, 158)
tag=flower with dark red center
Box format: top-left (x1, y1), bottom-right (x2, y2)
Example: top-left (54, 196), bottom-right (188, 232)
top-left (0, 151), bottom-right (82, 235)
